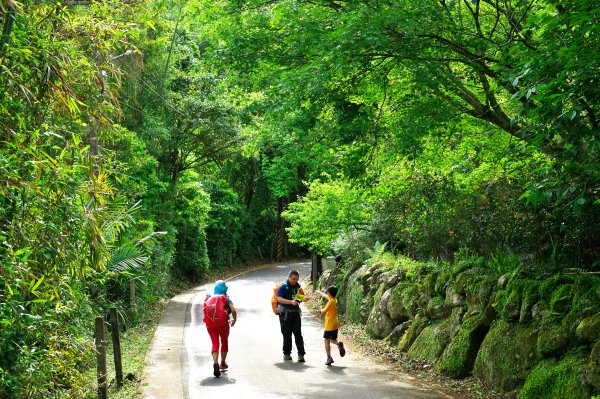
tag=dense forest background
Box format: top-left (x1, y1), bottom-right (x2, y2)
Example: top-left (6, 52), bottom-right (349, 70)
top-left (1, 0), bottom-right (598, 397)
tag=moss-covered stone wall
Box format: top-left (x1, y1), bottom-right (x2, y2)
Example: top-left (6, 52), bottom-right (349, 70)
top-left (316, 256), bottom-right (600, 398)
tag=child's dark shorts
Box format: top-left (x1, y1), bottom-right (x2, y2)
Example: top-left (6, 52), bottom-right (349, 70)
top-left (323, 329), bottom-right (338, 339)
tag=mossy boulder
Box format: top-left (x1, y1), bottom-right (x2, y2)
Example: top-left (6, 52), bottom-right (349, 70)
top-left (496, 279), bottom-right (538, 322)
top-left (425, 295), bottom-right (447, 320)
top-left (576, 313), bottom-right (600, 343)
top-left (520, 285), bottom-right (541, 323)
top-left (537, 323), bottom-right (569, 358)
top-left (466, 276), bottom-right (495, 307)
top-left (317, 269), bottom-right (336, 290)
top-left (578, 362), bottom-right (600, 393)
top-left (375, 269), bottom-right (401, 290)
top-left (407, 318), bottom-right (453, 363)
top-left (501, 291), bottom-right (522, 321)
top-left (518, 356), bottom-right (589, 399)
top-left (532, 301), bottom-right (555, 325)
top-left (423, 272), bottom-right (438, 297)
top-left (444, 285), bottom-right (467, 309)
top-left (460, 270), bottom-right (495, 306)
top-left (366, 285), bottom-right (396, 339)
top-left (385, 321), bottom-right (411, 345)
top-left (436, 314), bottom-right (489, 378)
top-left (345, 266), bottom-right (372, 323)
top-left (399, 314), bottom-right (427, 352)
top-left (387, 283), bottom-right (419, 321)
top-left (473, 320), bottom-right (539, 391)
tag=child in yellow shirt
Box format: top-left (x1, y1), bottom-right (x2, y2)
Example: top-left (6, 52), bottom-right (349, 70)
top-left (316, 285), bottom-right (346, 365)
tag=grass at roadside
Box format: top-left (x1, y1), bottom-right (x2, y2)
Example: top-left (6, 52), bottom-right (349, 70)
top-left (81, 300), bottom-right (166, 399)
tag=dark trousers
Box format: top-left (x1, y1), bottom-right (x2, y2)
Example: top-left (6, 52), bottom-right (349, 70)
top-left (279, 311), bottom-right (305, 355)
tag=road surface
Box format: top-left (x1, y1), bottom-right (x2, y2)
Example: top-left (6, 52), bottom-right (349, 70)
top-left (143, 260), bottom-right (447, 399)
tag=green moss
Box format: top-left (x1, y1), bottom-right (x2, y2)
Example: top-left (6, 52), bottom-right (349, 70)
top-left (344, 265), bottom-right (376, 323)
top-left (576, 313), bottom-right (600, 343)
top-left (537, 323), bottom-right (569, 358)
top-left (346, 279), bottom-right (365, 323)
top-left (398, 314), bottom-right (427, 352)
top-left (407, 318), bottom-right (452, 363)
top-left (436, 314), bottom-right (487, 378)
top-left (518, 356), bottom-right (589, 399)
top-left (473, 320), bottom-right (539, 392)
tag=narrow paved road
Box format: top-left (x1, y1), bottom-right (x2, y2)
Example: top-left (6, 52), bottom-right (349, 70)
top-left (143, 261), bottom-right (447, 399)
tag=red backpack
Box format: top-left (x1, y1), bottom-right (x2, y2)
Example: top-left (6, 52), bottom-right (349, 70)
top-left (203, 294), bottom-right (229, 328)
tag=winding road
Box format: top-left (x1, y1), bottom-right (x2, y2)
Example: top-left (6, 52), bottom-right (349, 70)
top-left (143, 260), bottom-right (447, 399)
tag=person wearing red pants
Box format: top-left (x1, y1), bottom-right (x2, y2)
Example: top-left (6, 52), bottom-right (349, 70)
top-left (203, 280), bottom-right (237, 377)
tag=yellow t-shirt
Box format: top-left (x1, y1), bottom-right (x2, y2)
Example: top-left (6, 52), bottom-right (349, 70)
top-left (323, 298), bottom-right (340, 331)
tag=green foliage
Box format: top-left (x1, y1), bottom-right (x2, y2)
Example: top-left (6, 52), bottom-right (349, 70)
top-left (332, 228), bottom-right (378, 265)
top-left (205, 179), bottom-right (243, 269)
top-left (171, 178), bottom-right (211, 281)
top-left (283, 178), bottom-right (370, 255)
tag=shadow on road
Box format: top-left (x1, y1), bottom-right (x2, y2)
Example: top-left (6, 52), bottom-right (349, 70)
top-left (324, 365), bottom-right (347, 374)
top-left (273, 362), bottom-right (313, 372)
top-left (198, 374), bottom-right (237, 386)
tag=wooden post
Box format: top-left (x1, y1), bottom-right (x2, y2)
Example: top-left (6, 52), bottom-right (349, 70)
top-left (276, 197), bottom-right (283, 261)
top-left (109, 308), bottom-right (123, 387)
top-left (129, 280), bottom-right (136, 312)
top-left (95, 316), bottom-right (107, 399)
top-left (311, 251), bottom-right (322, 288)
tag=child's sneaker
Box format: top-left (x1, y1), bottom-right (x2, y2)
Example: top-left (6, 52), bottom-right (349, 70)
top-left (283, 354), bottom-right (293, 361)
top-left (325, 356), bottom-right (334, 366)
top-left (219, 362), bottom-right (228, 371)
top-left (297, 354), bottom-right (305, 362)
top-left (338, 342), bottom-right (346, 357)
top-left (213, 363), bottom-right (221, 377)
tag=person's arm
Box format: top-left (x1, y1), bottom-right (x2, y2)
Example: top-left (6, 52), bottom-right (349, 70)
top-left (277, 285), bottom-right (298, 306)
top-left (277, 296), bottom-right (298, 306)
top-left (229, 304), bottom-right (237, 326)
top-left (315, 290), bottom-right (329, 300)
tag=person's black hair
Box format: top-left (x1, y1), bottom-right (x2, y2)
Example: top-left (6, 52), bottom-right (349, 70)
top-left (289, 270), bottom-right (300, 277)
top-left (326, 285), bottom-right (338, 298)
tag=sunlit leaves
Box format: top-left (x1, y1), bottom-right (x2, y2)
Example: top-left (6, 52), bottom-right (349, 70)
top-left (283, 178), bottom-right (371, 254)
